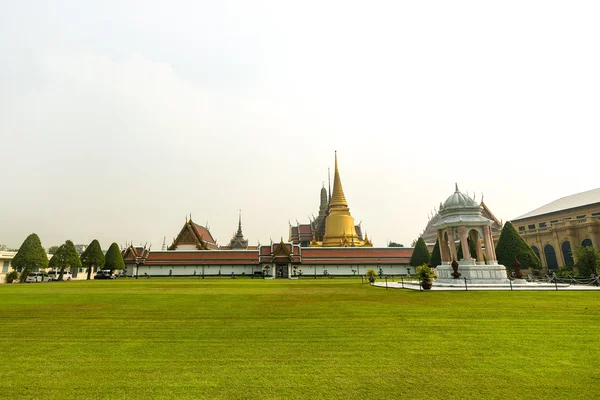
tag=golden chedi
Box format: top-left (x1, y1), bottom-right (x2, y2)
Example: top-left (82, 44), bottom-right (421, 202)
top-left (319, 152), bottom-right (371, 247)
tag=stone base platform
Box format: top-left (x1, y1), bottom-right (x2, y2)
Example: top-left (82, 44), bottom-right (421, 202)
top-left (436, 261), bottom-right (510, 284)
top-left (372, 281), bottom-right (600, 291)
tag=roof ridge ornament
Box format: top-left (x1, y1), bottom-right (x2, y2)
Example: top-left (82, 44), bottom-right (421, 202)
top-left (455, 182), bottom-right (459, 192)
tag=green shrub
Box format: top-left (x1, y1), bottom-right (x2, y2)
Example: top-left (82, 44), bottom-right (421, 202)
top-left (365, 269), bottom-right (377, 283)
top-left (416, 264), bottom-right (437, 282)
top-left (5, 271), bottom-right (18, 283)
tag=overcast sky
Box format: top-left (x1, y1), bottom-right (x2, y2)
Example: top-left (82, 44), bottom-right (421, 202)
top-left (1, 1), bottom-right (599, 250)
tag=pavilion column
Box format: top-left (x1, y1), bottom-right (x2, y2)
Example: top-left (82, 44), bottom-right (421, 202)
top-left (489, 226), bottom-right (498, 261)
top-left (459, 225), bottom-right (470, 261)
top-left (475, 232), bottom-right (484, 262)
top-left (437, 230), bottom-right (449, 262)
top-left (483, 226), bottom-right (494, 263)
top-left (446, 228), bottom-right (458, 262)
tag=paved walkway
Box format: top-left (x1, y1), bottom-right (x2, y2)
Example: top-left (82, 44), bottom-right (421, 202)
top-left (372, 281), bottom-right (600, 291)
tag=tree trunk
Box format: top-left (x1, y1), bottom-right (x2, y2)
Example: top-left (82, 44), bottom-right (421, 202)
top-left (58, 266), bottom-right (65, 281)
top-left (19, 268), bottom-right (31, 283)
top-left (87, 265), bottom-right (92, 280)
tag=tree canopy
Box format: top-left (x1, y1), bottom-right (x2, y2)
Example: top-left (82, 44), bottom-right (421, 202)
top-left (388, 242), bottom-right (404, 247)
top-left (81, 239), bottom-right (105, 280)
top-left (572, 245), bottom-right (599, 276)
top-left (49, 240), bottom-right (82, 280)
top-left (429, 240), bottom-right (441, 267)
top-left (48, 245), bottom-right (60, 254)
top-left (12, 233), bottom-right (48, 282)
top-left (104, 242), bottom-right (125, 272)
top-left (495, 222), bottom-right (540, 271)
top-left (410, 237), bottom-right (431, 267)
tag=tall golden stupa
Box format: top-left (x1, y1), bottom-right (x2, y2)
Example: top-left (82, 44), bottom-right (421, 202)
top-left (311, 152), bottom-right (372, 247)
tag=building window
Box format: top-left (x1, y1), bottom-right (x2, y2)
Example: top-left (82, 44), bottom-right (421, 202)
top-left (539, 222), bottom-right (547, 228)
top-left (561, 241), bottom-right (574, 267)
top-left (528, 224), bottom-right (535, 230)
top-left (550, 220), bottom-right (558, 223)
top-left (531, 246), bottom-right (540, 261)
top-left (518, 226), bottom-right (525, 232)
top-left (577, 215), bottom-right (586, 219)
top-left (582, 239), bottom-right (593, 248)
top-left (2, 261), bottom-right (8, 273)
top-left (592, 212), bottom-right (600, 216)
top-left (544, 244), bottom-right (558, 270)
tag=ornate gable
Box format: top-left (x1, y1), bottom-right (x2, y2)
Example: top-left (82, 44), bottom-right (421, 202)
top-left (168, 220), bottom-right (210, 250)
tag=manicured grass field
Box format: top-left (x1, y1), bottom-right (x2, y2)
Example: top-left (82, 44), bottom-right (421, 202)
top-left (0, 278), bottom-right (598, 399)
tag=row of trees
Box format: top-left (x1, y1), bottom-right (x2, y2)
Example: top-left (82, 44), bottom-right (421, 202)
top-left (10, 234), bottom-right (124, 283)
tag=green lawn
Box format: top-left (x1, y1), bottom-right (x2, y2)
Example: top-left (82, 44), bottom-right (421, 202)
top-left (0, 278), bottom-right (598, 399)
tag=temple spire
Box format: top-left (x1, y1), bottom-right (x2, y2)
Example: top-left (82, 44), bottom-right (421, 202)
top-left (328, 167), bottom-right (332, 204)
top-left (330, 151), bottom-right (348, 207)
top-left (237, 209), bottom-right (243, 236)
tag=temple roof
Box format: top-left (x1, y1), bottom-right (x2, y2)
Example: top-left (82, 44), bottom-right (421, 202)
top-left (227, 210), bottom-right (249, 249)
top-left (442, 183), bottom-right (479, 210)
top-left (168, 218), bottom-right (218, 250)
top-left (433, 185), bottom-right (492, 229)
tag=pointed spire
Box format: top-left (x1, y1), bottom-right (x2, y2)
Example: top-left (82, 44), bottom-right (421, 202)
top-left (237, 209), bottom-right (243, 236)
top-left (455, 182), bottom-right (459, 192)
top-left (328, 167), bottom-right (332, 204)
top-left (161, 236), bottom-right (167, 251)
top-left (330, 151), bottom-right (349, 207)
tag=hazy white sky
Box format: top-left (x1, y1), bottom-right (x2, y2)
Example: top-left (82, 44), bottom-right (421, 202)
top-left (1, 1), bottom-right (599, 250)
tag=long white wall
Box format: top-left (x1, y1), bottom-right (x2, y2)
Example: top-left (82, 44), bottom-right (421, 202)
top-left (125, 263), bottom-right (412, 277)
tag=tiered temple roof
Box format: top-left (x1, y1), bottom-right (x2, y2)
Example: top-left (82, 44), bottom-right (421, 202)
top-left (168, 217), bottom-right (218, 250)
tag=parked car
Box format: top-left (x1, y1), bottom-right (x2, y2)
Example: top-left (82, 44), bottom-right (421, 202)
top-left (94, 270), bottom-right (116, 280)
top-left (25, 272), bottom-right (52, 283)
top-left (47, 270), bottom-right (72, 281)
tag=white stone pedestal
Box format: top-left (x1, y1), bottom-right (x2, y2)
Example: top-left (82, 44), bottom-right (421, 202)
top-left (436, 260), bottom-right (510, 285)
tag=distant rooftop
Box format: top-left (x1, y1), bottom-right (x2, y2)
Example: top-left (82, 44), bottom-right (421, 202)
top-left (512, 188), bottom-right (600, 221)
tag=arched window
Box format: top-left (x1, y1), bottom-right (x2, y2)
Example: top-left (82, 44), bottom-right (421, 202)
top-left (544, 244), bottom-right (558, 270)
top-left (582, 238), bottom-right (593, 248)
top-left (531, 245), bottom-right (540, 261)
top-left (561, 241), bottom-right (574, 267)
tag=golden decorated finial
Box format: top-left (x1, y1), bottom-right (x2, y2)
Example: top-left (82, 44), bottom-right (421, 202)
top-left (330, 151), bottom-right (348, 208)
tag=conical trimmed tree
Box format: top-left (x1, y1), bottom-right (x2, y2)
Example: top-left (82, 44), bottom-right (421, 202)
top-left (496, 222), bottom-right (540, 272)
top-left (12, 233), bottom-right (48, 283)
top-left (429, 240), bottom-right (441, 267)
top-left (104, 242), bottom-right (125, 273)
top-left (48, 240), bottom-right (81, 281)
top-left (81, 239), bottom-right (105, 280)
top-left (410, 237), bottom-right (431, 267)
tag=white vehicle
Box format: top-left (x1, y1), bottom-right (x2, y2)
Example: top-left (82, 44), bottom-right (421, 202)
top-left (25, 272), bottom-right (52, 283)
top-left (47, 270), bottom-right (72, 281)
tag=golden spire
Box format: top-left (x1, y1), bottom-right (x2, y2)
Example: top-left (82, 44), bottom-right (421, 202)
top-left (330, 151), bottom-right (348, 208)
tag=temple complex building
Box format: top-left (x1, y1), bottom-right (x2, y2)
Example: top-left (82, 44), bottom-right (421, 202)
top-left (511, 188), bottom-right (600, 271)
top-left (122, 152), bottom-right (409, 278)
